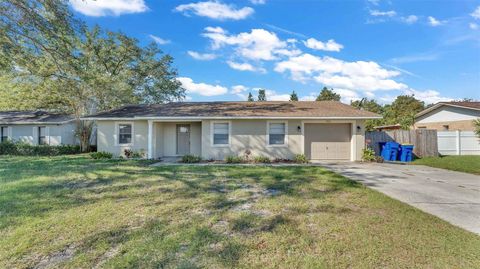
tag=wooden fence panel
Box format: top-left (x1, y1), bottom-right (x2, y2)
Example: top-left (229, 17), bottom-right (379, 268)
top-left (366, 129), bottom-right (438, 157)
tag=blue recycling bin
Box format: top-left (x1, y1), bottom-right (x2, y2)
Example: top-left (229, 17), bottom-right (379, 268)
top-left (399, 144), bottom-right (414, 162)
top-left (380, 142), bottom-right (400, 161)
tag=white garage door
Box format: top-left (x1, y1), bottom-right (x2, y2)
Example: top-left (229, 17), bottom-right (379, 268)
top-left (304, 123), bottom-right (351, 160)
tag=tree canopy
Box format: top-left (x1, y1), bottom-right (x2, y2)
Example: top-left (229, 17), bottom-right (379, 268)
top-left (316, 87), bottom-right (340, 101)
top-left (247, 92), bottom-right (254, 102)
top-left (0, 0), bottom-right (185, 118)
top-left (257, 89), bottom-right (267, 101)
top-left (289, 91), bottom-right (298, 101)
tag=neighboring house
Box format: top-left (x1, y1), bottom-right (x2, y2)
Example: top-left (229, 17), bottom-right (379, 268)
top-left (414, 102), bottom-right (480, 131)
top-left (0, 111), bottom-right (77, 145)
top-left (83, 101), bottom-right (381, 161)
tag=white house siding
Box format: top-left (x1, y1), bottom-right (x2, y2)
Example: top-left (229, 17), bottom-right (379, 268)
top-left (416, 106), bottom-right (480, 123)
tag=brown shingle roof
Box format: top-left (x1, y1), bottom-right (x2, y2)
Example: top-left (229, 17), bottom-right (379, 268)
top-left (85, 101), bottom-right (381, 119)
top-left (439, 101), bottom-right (480, 110)
top-left (416, 101), bottom-right (480, 118)
top-left (0, 110), bottom-right (75, 124)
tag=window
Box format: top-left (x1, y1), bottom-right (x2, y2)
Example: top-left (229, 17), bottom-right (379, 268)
top-left (38, 126), bottom-right (47, 145)
top-left (1, 126), bottom-right (8, 142)
top-left (213, 122), bottom-right (229, 145)
top-left (268, 122), bottom-right (286, 145)
top-left (118, 124), bottom-right (132, 145)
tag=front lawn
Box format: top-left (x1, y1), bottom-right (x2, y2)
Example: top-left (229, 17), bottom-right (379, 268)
top-left (413, 155), bottom-right (480, 175)
top-left (1, 155), bottom-right (479, 268)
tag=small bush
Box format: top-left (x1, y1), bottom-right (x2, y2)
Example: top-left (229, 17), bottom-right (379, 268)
top-left (181, 154), bottom-right (202, 163)
top-left (225, 155), bottom-right (244, 163)
top-left (90, 151), bottom-right (113, 159)
top-left (362, 148), bottom-right (376, 162)
top-left (253, 155), bottom-right (271, 163)
top-left (294, 154), bottom-right (309, 164)
top-left (124, 149), bottom-right (145, 159)
top-left (0, 141), bottom-right (81, 156)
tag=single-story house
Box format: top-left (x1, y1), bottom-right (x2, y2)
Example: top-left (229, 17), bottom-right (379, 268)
top-left (414, 101), bottom-right (480, 131)
top-left (0, 111), bottom-right (77, 145)
top-left (83, 101), bottom-right (381, 161)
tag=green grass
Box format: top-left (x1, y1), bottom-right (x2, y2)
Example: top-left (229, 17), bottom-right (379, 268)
top-left (1, 155), bottom-right (479, 268)
top-left (413, 155), bottom-right (480, 175)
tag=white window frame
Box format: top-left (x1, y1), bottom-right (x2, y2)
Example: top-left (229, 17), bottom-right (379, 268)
top-left (210, 121), bottom-right (231, 147)
top-left (115, 122), bottom-right (134, 146)
top-left (266, 120), bottom-right (288, 147)
top-left (0, 126), bottom-right (11, 142)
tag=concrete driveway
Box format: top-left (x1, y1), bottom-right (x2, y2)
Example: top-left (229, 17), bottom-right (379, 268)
top-left (318, 162), bottom-right (480, 235)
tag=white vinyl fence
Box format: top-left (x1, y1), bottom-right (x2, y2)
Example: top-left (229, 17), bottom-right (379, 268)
top-left (438, 131), bottom-right (480, 155)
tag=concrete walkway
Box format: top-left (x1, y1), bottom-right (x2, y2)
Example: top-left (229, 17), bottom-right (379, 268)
top-left (318, 162), bottom-right (480, 235)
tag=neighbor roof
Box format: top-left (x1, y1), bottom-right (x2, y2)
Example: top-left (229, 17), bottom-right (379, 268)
top-left (0, 111), bottom-right (75, 124)
top-left (415, 101), bottom-right (480, 118)
top-left (83, 101), bottom-right (381, 120)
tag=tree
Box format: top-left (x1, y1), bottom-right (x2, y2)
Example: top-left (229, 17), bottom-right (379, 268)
top-left (289, 91), bottom-right (298, 101)
top-left (257, 89), bottom-right (267, 101)
top-left (350, 98), bottom-right (384, 131)
top-left (383, 95), bottom-right (425, 129)
top-left (474, 119), bottom-right (480, 138)
top-left (316, 87), bottom-right (340, 101)
top-left (247, 92), bottom-right (254, 102)
top-left (0, 0), bottom-right (185, 151)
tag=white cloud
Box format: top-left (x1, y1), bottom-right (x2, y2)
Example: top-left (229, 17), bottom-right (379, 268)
top-left (70, 0), bottom-right (147, 16)
top-left (149, 35), bottom-right (170, 45)
top-left (250, 0), bottom-right (266, 4)
top-left (471, 6), bottom-right (480, 19)
top-left (367, 0), bottom-right (381, 5)
top-left (174, 1), bottom-right (254, 20)
top-left (401, 15), bottom-right (418, 24)
top-left (202, 27), bottom-right (300, 61)
top-left (303, 38), bottom-right (343, 52)
top-left (370, 10), bottom-right (397, 17)
top-left (187, 51), bottom-right (217, 60)
top-left (390, 53), bottom-right (438, 64)
top-left (428, 16), bottom-right (444, 26)
top-left (265, 90), bottom-right (290, 101)
top-left (404, 89), bottom-right (452, 104)
top-left (231, 85), bottom-right (249, 94)
top-left (226, 61), bottom-right (266, 73)
top-left (274, 53), bottom-right (407, 92)
top-left (470, 23), bottom-right (479, 30)
top-left (177, 77), bottom-right (228, 96)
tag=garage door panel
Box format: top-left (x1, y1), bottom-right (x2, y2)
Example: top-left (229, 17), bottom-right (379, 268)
top-left (305, 123), bottom-right (351, 160)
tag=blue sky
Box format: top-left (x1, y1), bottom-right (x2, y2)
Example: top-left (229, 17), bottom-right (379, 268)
top-left (69, 0), bottom-right (480, 104)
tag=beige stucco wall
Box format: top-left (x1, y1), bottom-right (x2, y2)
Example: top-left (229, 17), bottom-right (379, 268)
top-left (202, 119), bottom-right (304, 160)
top-left (156, 122), bottom-right (201, 157)
top-left (97, 120), bottom-right (148, 157)
top-left (4, 123), bottom-right (77, 145)
top-left (96, 119), bottom-right (366, 161)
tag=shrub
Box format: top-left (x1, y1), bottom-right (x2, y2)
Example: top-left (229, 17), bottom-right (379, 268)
top-left (293, 154), bottom-right (309, 164)
top-left (362, 147), bottom-right (376, 162)
top-left (253, 155), bottom-right (271, 163)
top-left (181, 154), bottom-right (202, 163)
top-left (90, 151), bottom-right (113, 159)
top-left (124, 149), bottom-right (145, 159)
top-left (0, 141), bottom-right (81, 156)
top-left (225, 155), bottom-right (244, 163)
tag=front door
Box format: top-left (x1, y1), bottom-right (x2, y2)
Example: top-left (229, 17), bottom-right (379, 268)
top-left (176, 124), bottom-right (190, 155)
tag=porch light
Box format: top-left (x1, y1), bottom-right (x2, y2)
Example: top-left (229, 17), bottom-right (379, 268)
top-left (357, 125), bottom-right (361, 132)
top-left (297, 126), bottom-right (301, 132)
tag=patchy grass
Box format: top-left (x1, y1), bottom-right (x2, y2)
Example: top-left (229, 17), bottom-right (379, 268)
top-left (0, 155), bottom-right (479, 268)
top-left (413, 155), bottom-right (480, 175)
